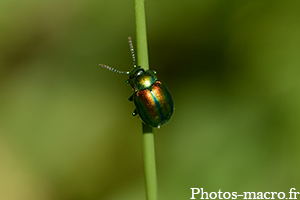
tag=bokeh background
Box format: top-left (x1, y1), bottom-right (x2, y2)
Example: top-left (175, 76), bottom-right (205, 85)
top-left (1, 0), bottom-right (300, 199)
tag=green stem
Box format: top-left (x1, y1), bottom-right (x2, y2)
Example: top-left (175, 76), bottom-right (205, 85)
top-left (134, 1), bottom-right (158, 200)
top-left (142, 124), bottom-right (157, 200)
top-left (134, 0), bottom-right (149, 70)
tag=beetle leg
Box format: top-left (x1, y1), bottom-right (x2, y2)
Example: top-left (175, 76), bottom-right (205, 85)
top-left (132, 109), bottom-right (138, 116)
top-left (128, 94), bottom-right (134, 101)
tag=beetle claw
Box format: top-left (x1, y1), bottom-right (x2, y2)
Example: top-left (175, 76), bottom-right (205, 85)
top-left (132, 109), bottom-right (138, 116)
top-left (128, 95), bottom-right (133, 101)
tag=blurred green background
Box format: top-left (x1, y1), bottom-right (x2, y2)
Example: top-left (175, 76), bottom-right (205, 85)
top-left (1, 0), bottom-right (300, 200)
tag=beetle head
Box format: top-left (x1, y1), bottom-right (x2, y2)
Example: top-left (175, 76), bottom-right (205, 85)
top-left (129, 66), bottom-right (145, 79)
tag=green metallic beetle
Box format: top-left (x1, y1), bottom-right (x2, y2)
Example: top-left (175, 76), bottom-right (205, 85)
top-left (100, 37), bottom-right (174, 128)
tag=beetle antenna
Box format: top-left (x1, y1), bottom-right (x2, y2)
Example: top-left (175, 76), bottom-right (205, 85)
top-left (128, 37), bottom-right (137, 68)
top-left (99, 64), bottom-right (129, 74)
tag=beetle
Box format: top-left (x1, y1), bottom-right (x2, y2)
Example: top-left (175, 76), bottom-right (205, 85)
top-left (99, 37), bottom-right (174, 128)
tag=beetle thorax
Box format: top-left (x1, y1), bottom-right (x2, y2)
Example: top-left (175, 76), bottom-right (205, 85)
top-left (128, 68), bottom-right (157, 91)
